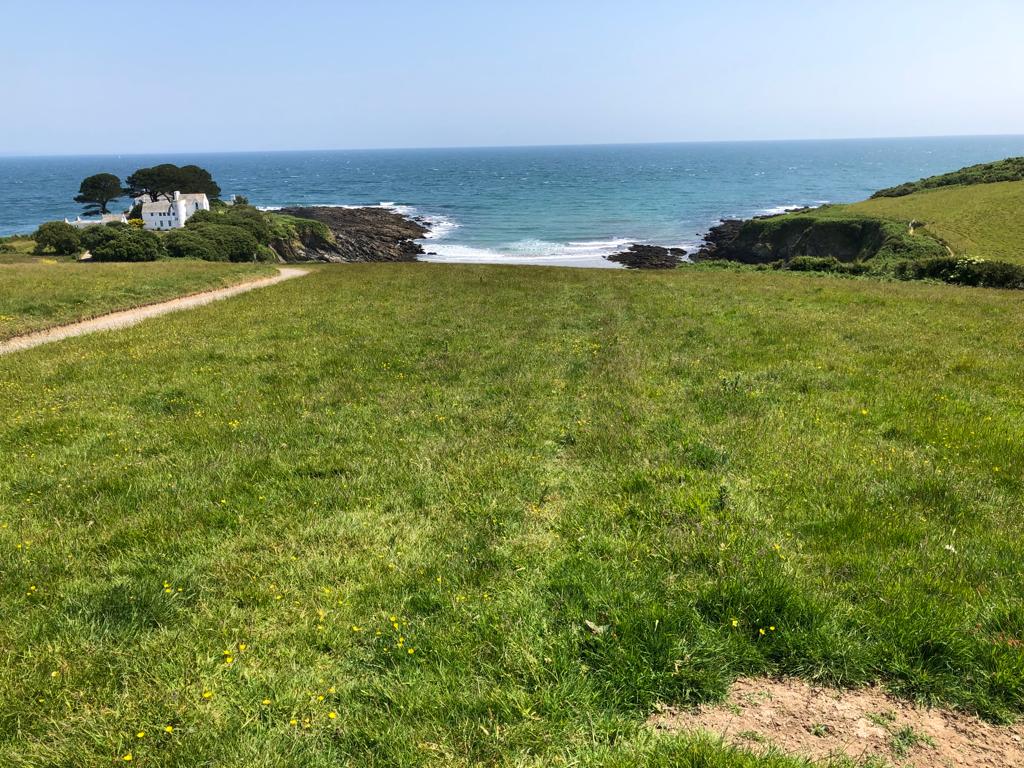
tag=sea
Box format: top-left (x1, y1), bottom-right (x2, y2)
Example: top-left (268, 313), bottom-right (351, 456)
top-left (2, 136), bottom-right (1024, 267)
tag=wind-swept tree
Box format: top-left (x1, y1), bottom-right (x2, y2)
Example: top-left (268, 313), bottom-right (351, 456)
top-left (125, 164), bottom-right (221, 202)
top-left (74, 173), bottom-right (126, 215)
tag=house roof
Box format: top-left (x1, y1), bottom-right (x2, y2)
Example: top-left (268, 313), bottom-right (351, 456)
top-left (140, 192), bottom-right (209, 215)
top-left (136, 192), bottom-right (210, 207)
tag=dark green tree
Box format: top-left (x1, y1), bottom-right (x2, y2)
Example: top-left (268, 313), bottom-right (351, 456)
top-left (32, 221), bottom-right (81, 255)
top-left (74, 173), bottom-right (126, 215)
top-left (125, 164), bottom-right (222, 202)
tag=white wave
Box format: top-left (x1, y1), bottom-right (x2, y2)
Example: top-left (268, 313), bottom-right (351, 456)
top-left (758, 200), bottom-right (830, 217)
top-left (759, 204), bottom-right (805, 217)
top-left (421, 242), bottom-right (625, 269)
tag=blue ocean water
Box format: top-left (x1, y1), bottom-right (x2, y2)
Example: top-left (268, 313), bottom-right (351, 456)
top-left (3, 136), bottom-right (1024, 266)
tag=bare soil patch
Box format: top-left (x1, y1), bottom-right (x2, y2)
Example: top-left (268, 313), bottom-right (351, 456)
top-left (648, 677), bottom-right (1024, 767)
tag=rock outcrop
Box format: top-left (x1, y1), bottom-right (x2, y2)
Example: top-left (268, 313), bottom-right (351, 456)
top-left (605, 244), bottom-right (686, 269)
top-left (693, 213), bottom-right (946, 265)
top-left (273, 206), bottom-right (429, 263)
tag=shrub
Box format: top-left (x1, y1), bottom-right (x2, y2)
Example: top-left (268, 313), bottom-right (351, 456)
top-left (32, 221), bottom-right (81, 255)
top-left (894, 257), bottom-right (1024, 289)
top-left (780, 256), bottom-right (870, 275)
top-left (79, 223), bottom-right (125, 252)
top-left (187, 205), bottom-right (272, 244)
top-left (91, 229), bottom-right (165, 262)
top-left (186, 224), bottom-right (261, 262)
top-left (164, 229), bottom-right (218, 260)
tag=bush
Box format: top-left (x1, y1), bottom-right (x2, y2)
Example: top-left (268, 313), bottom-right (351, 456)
top-left (780, 256), bottom-right (870, 275)
top-left (187, 205), bottom-right (272, 244)
top-left (894, 257), bottom-right (1024, 289)
top-left (79, 223), bottom-right (125, 252)
top-left (164, 229), bottom-right (218, 260)
top-left (32, 221), bottom-right (81, 255)
top-left (91, 229), bottom-right (165, 262)
top-left (186, 224), bottom-right (261, 262)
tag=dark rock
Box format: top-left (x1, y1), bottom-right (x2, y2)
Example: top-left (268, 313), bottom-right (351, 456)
top-left (274, 206), bottom-right (429, 263)
top-left (694, 216), bottom-right (890, 264)
top-left (693, 220), bottom-right (745, 261)
top-left (605, 244), bottom-right (686, 269)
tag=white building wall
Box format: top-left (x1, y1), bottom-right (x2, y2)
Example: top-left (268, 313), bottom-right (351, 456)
top-left (140, 192), bottom-right (211, 231)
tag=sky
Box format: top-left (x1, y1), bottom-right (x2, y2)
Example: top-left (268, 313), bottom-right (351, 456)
top-left (1, 0), bottom-right (1023, 155)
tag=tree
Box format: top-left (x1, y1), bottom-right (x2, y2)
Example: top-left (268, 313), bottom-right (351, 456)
top-left (32, 221), bottom-right (81, 255)
top-left (74, 173), bottom-right (126, 215)
top-left (125, 164), bottom-right (222, 202)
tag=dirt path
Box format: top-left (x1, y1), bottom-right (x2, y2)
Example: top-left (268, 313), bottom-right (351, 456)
top-left (649, 677), bottom-right (1024, 768)
top-left (0, 267), bottom-right (309, 356)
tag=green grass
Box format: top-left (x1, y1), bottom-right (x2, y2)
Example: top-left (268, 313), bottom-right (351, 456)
top-left (0, 259), bottom-right (276, 339)
top-left (1, 264), bottom-right (1022, 767)
top-left (0, 237), bottom-right (40, 263)
top-left (845, 180), bottom-right (1024, 262)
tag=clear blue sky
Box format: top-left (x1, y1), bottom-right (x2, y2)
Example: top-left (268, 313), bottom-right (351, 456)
top-left (2, 0), bottom-right (1022, 155)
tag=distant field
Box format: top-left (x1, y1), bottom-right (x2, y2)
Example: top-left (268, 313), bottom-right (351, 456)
top-left (845, 180), bottom-right (1024, 262)
top-left (0, 260), bottom-right (276, 339)
top-left (1, 264), bottom-right (1021, 767)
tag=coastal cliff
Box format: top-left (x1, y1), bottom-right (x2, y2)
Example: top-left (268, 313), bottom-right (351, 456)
top-left (271, 206), bottom-right (429, 263)
top-left (694, 211), bottom-right (946, 265)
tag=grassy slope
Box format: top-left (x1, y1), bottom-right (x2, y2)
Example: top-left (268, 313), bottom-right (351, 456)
top-left (0, 260), bottom-right (276, 340)
top-left (844, 180), bottom-right (1024, 262)
top-left (1, 264), bottom-right (1022, 767)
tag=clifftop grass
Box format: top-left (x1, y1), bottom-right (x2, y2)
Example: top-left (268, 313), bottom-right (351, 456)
top-left (2, 264), bottom-right (1022, 767)
top-left (848, 180), bottom-right (1024, 263)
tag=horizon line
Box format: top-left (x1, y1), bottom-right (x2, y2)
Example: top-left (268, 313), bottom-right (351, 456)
top-left (3, 132), bottom-right (1024, 160)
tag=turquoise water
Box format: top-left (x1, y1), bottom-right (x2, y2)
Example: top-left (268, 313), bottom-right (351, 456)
top-left (3, 136), bottom-right (1024, 265)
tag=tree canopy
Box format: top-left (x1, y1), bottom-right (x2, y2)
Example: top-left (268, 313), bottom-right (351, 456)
top-left (74, 173), bottom-right (126, 215)
top-left (125, 164), bottom-right (222, 202)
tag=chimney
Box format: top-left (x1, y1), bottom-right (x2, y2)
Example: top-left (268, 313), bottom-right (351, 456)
top-left (174, 191), bottom-right (181, 201)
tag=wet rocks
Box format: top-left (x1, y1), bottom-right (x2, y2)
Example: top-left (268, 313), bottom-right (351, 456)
top-left (605, 244), bottom-right (686, 269)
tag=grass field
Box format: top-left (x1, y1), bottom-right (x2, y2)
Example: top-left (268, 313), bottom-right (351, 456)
top-left (1, 264), bottom-right (1022, 767)
top-left (0, 260), bottom-right (276, 340)
top-left (845, 180), bottom-right (1024, 262)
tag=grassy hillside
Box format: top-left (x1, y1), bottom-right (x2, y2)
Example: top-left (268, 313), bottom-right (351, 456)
top-left (847, 180), bottom-right (1024, 262)
top-left (703, 178), bottom-right (1024, 279)
top-left (1, 264), bottom-right (1021, 767)
top-left (871, 157), bottom-right (1024, 198)
top-left (0, 260), bottom-right (275, 340)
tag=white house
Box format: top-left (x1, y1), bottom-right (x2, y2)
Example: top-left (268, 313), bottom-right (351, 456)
top-left (139, 191), bottom-right (210, 231)
top-left (64, 213), bottom-right (128, 229)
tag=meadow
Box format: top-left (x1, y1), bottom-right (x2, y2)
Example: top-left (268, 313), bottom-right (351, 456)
top-left (846, 180), bottom-right (1024, 262)
top-left (1, 263), bottom-right (1021, 767)
top-left (0, 259), bottom-right (275, 339)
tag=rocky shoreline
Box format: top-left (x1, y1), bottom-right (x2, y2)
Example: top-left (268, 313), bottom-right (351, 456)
top-left (274, 206), bottom-right (430, 263)
top-left (604, 244), bottom-right (687, 269)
